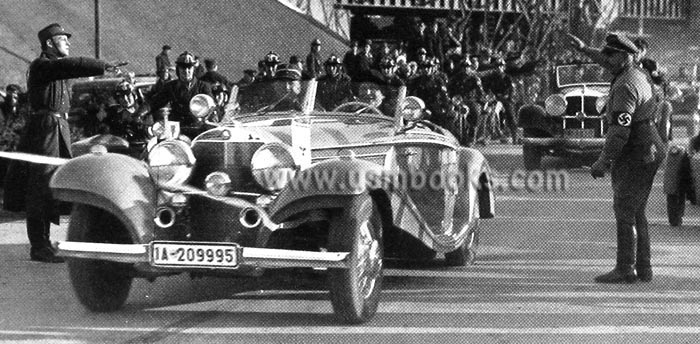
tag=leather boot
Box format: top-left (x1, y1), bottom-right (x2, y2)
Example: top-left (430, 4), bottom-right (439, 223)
top-left (594, 265), bottom-right (637, 283)
top-left (636, 265), bottom-right (653, 282)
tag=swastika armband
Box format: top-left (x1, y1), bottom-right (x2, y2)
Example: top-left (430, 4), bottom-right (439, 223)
top-left (612, 112), bottom-right (632, 127)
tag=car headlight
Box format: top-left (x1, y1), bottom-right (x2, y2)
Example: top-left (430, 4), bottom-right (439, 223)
top-left (205, 172), bottom-right (231, 196)
top-left (190, 94), bottom-right (216, 118)
top-left (148, 140), bottom-right (196, 186)
top-left (596, 95), bottom-right (609, 114)
top-left (251, 143), bottom-right (298, 192)
top-left (544, 94), bottom-right (567, 116)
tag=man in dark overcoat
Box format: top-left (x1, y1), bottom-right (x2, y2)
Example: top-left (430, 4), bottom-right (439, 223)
top-left (4, 23), bottom-right (116, 262)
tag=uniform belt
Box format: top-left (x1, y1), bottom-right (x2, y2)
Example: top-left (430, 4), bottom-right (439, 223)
top-left (631, 119), bottom-right (654, 128)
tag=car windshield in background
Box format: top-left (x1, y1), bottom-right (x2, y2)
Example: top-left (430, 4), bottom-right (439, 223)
top-left (556, 64), bottom-right (612, 87)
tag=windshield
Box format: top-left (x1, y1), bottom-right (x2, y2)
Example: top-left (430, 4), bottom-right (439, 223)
top-left (237, 79), bottom-right (317, 114)
top-left (233, 79), bottom-right (403, 118)
top-left (556, 64), bottom-right (612, 87)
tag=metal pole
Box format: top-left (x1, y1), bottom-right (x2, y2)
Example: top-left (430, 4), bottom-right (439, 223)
top-left (94, 0), bottom-right (100, 59)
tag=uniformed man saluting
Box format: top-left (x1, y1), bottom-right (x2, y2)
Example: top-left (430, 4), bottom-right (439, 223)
top-left (570, 33), bottom-right (666, 283)
top-left (3, 23), bottom-right (123, 262)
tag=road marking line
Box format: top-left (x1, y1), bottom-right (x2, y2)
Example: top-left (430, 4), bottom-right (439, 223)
top-left (29, 326), bottom-right (700, 335)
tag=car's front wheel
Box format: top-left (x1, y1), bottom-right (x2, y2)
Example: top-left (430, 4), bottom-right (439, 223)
top-left (445, 193), bottom-right (480, 266)
top-left (67, 204), bottom-right (134, 312)
top-left (327, 196), bottom-right (383, 324)
top-left (667, 193), bottom-right (686, 227)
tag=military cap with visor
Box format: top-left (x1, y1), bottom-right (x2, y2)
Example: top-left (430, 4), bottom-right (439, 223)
top-left (324, 55), bottom-right (342, 66)
top-left (38, 23), bottom-right (71, 43)
top-left (264, 51), bottom-right (280, 66)
top-left (601, 33), bottom-right (639, 55)
top-left (175, 52), bottom-right (196, 67)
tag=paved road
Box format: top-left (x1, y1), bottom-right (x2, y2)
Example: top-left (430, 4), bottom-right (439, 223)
top-left (2, 145), bottom-right (700, 343)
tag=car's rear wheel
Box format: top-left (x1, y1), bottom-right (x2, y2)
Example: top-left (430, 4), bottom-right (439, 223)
top-left (328, 196), bottom-right (383, 324)
top-left (67, 204), bottom-right (134, 312)
top-left (523, 145), bottom-right (541, 170)
top-left (667, 193), bottom-right (686, 227)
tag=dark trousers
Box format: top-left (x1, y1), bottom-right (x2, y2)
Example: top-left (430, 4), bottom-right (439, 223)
top-left (25, 169), bottom-right (57, 250)
top-left (611, 159), bottom-right (660, 268)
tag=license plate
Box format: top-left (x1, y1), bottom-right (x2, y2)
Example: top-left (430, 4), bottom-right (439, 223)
top-left (564, 128), bottom-right (595, 138)
top-left (150, 242), bottom-right (240, 269)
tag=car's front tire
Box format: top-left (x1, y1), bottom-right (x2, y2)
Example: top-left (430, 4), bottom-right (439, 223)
top-left (67, 205), bottom-right (134, 312)
top-left (327, 196), bottom-right (383, 324)
top-left (667, 193), bottom-right (686, 227)
top-left (523, 145), bottom-right (541, 170)
top-left (445, 193), bottom-right (480, 266)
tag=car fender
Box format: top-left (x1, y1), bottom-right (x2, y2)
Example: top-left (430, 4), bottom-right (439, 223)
top-left (457, 147), bottom-right (495, 218)
top-left (50, 153), bottom-right (156, 243)
top-left (663, 145), bottom-right (688, 195)
top-left (269, 159), bottom-right (388, 222)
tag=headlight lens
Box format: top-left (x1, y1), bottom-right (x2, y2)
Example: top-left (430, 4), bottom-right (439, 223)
top-left (596, 95), bottom-right (609, 114)
top-left (251, 143), bottom-right (297, 192)
top-left (148, 140), bottom-right (196, 186)
top-left (544, 94), bottom-right (567, 116)
top-left (205, 172), bottom-right (231, 196)
top-left (190, 94), bottom-right (216, 118)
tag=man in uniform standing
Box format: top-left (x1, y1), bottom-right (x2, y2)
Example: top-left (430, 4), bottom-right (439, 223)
top-left (305, 39), bottom-right (323, 79)
top-left (570, 33), bottom-right (666, 283)
top-left (316, 55), bottom-right (354, 111)
top-left (3, 23), bottom-right (119, 262)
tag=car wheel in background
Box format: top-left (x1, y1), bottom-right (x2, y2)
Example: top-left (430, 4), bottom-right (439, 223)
top-left (523, 144), bottom-right (542, 170)
top-left (67, 204), bottom-right (134, 312)
top-left (667, 193), bottom-right (686, 227)
top-left (328, 196), bottom-right (383, 324)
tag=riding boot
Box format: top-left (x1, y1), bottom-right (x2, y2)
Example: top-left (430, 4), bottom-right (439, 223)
top-left (595, 221), bottom-right (637, 283)
top-left (635, 214), bottom-right (653, 282)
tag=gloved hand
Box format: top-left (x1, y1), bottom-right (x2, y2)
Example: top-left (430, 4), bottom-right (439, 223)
top-left (590, 157), bottom-right (609, 179)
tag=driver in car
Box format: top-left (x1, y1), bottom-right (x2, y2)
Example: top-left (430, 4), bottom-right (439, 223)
top-left (264, 65), bottom-right (304, 112)
top-left (317, 55), bottom-right (353, 110)
top-left (149, 51), bottom-right (213, 126)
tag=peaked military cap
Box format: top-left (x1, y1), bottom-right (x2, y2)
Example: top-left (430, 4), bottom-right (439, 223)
top-left (601, 33), bottom-right (639, 55)
top-left (38, 23), bottom-right (71, 43)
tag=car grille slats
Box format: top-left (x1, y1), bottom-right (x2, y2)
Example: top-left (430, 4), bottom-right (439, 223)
top-left (190, 141), bottom-right (265, 193)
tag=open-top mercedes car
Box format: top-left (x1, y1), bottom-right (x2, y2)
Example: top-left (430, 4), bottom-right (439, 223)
top-left (519, 63), bottom-right (612, 169)
top-left (50, 79), bottom-right (495, 323)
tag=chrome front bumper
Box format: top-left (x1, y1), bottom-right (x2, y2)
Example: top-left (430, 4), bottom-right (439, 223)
top-left (55, 241), bottom-right (350, 269)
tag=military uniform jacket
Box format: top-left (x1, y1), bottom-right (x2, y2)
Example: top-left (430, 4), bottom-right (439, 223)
top-left (604, 65), bottom-right (665, 163)
top-left (317, 73), bottom-right (354, 110)
top-left (150, 78), bottom-right (213, 126)
top-left (4, 51), bottom-right (105, 212)
top-left (156, 52), bottom-right (171, 75)
top-left (448, 71), bottom-right (484, 103)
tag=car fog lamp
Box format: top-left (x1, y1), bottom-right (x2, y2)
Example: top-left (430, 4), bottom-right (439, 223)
top-left (148, 140), bottom-right (196, 186)
top-left (205, 172), bottom-right (232, 196)
top-left (190, 94), bottom-right (216, 118)
top-left (596, 95), bottom-right (609, 114)
top-left (544, 94), bottom-right (567, 116)
top-left (251, 143), bottom-right (298, 192)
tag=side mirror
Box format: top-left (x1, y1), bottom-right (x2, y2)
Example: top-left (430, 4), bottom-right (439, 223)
top-left (190, 94), bottom-right (216, 118)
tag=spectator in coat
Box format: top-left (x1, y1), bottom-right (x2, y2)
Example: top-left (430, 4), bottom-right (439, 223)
top-left (200, 58), bottom-right (233, 88)
top-left (305, 38), bottom-right (323, 79)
